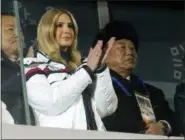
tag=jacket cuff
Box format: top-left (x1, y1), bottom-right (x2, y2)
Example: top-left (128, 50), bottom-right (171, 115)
top-left (158, 120), bottom-right (172, 135)
top-left (82, 65), bottom-right (95, 80)
top-left (95, 65), bottom-right (107, 73)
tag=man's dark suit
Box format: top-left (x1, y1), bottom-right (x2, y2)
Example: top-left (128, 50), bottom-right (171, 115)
top-left (1, 51), bottom-right (35, 125)
top-left (102, 70), bottom-right (179, 136)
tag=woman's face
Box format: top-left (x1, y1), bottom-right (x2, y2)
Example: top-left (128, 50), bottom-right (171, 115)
top-left (55, 13), bottom-right (75, 52)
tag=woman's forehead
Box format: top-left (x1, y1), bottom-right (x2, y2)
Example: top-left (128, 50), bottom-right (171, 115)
top-left (57, 14), bottom-right (72, 23)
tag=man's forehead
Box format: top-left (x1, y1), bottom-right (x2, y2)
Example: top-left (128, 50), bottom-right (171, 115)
top-left (2, 16), bottom-right (16, 26)
top-left (115, 39), bottom-right (134, 45)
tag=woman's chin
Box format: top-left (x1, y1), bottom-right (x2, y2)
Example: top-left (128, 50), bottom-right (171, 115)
top-left (59, 44), bottom-right (71, 52)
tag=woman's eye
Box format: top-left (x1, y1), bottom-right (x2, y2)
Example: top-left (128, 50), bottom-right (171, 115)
top-left (68, 23), bottom-right (74, 29)
top-left (56, 23), bottom-right (63, 28)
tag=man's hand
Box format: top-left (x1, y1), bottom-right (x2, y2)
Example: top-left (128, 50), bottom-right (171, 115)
top-left (145, 121), bottom-right (165, 135)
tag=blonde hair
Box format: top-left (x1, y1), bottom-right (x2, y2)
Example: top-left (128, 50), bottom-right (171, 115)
top-left (37, 8), bottom-right (81, 70)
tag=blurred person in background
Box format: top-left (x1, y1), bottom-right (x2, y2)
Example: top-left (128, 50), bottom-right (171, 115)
top-left (174, 53), bottom-right (185, 136)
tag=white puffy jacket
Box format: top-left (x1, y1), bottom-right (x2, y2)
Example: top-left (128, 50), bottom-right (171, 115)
top-left (24, 52), bottom-right (118, 130)
top-left (1, 101), bottom-right (14, 124)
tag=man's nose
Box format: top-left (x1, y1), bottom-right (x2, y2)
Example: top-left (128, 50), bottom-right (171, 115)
top-left (14, 32), bottom-right (25, 44)
top-left (15, 27), bottom-right (23, 36)
top-left (125, 46), bottom-right (132, 55)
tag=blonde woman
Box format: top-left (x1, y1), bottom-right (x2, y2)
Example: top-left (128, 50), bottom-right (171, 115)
top-left (23, 8), bottom-right (117, 130)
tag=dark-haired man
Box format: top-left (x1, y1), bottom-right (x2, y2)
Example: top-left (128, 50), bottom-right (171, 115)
top-left (1, 12), bottom-right (34, 125)
top-left (93, 20), bottom-right (178, 136)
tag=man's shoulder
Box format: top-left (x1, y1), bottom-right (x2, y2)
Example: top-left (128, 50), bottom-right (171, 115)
top-left (145, 83), bottom-right (165, 98)
top-left (131, 74), bottom-right (163, 93)
top-left (130, 74), bottom-right (164, 97)
top-left (144, 82), bottom-right (167, 103)
top-left (145, 83), bottom-right (163, 92)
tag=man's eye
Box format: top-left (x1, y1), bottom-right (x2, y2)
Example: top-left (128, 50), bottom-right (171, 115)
top-left (130, 47), bottom-right (135, 50)
top-left (7, 28), bottom-right (14, 31)
top-left (130, 45), bottom-right (136, 50)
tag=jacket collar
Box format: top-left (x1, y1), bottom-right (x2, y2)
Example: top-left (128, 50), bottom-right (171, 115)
top-left (1, 51), bottom-right (10, 62)
top-left (1, 51), bottom-right (20, 68)
top-left (110, 69), bottom-right (141, 86)
top-left (36, 51), bottom-right (51, 63)
top-left (110, 70), bottom-right (134, 81)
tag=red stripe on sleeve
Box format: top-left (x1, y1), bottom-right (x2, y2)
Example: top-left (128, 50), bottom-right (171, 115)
top-left (26, 67), bottom-right (43, 77)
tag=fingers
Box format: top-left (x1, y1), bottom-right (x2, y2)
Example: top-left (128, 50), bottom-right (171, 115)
top-left (94, 40), bottom-right (103, 51)
top-left (87, 47), bottom-right (93, 59)
top-left (145, 123), bottom-right (151, 129)
top-left (88, 38), bottom-right (115, 68)
top-left (93, 40), bottom-right (103, 58)
top-left (104, 39), bottom-right (114, 55)
top-left (145, 123), bottom-right (155, 134)
top-left (145, 129), bottom-right (151, 134)
top-left (145, 128), bottom-right (157, 135)
top-left (145, 123), bottom-right (164, 135)
top-left (88, 41), bottom-right (103, 58)
top-left (101, 37), bottom-right (115, 64)
top-left (89, 47), bottom-right (92, 54)
top-left (107, 37), bottom-right (116, 47)
top-left (87, 40), bottom-right (103, 71)
top-left (106, 37), bottom-right (115, 51)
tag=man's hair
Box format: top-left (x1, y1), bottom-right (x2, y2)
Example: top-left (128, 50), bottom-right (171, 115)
top-left (92, 20), bottom-right (139, 52)
top-left (2, 11), bottom-right (25, 33)
top-left (1, 11), bottom-right (15, 17)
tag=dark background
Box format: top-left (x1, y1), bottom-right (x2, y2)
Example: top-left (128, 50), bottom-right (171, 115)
top-left (2, 0), bottom-right (185, 109)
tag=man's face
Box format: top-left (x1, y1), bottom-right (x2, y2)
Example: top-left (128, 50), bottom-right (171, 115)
top-left (2, 15), bottom-right (24, 58)
top-left (106, 39), bottom-right (137, 72)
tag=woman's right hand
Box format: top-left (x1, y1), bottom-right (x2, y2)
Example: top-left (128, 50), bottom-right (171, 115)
top-left (87, 40), bottom-right (103, 71)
